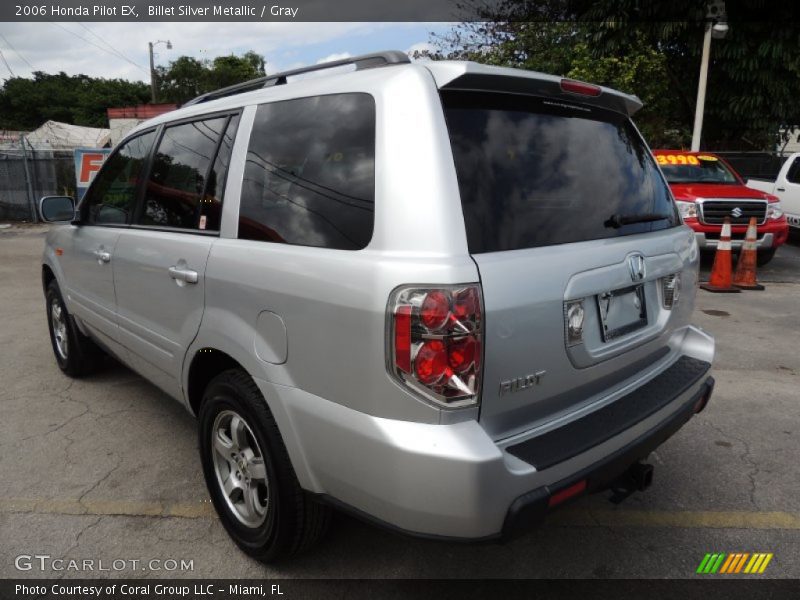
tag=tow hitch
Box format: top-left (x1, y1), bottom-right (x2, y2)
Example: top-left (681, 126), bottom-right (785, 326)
top-left (609, 462), bottom-right (654, 504)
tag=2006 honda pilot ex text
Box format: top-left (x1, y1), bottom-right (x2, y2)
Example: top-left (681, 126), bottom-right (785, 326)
top-left (40, 51), bottom-right (715, 562)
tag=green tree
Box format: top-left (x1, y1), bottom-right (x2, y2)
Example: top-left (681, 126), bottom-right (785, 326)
top-left (432, 0), bottom-right (800, 150)
top-left (0, 72), bottom-right (149, 130)
top-left (156, 51), bottom-right (266, 104)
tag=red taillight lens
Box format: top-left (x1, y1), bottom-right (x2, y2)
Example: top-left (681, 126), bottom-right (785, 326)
top-left (453, 287), bottom-right (478, 320)
top-left (420, 291), bottom-right (450, 330)
top-left (389, 285), bottom-right (483, 408)
top-left (560, 78), bottom-right (602, 97)
top-left (394, 305), bottom-right (412, 373)
top-left (448, 337), bottom-right (476, 373)
top-left (414, 340), bottom-right (448, 385)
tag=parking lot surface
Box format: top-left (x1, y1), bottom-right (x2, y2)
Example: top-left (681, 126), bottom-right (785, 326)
top-left (1, 225), bottom-right (798, 579)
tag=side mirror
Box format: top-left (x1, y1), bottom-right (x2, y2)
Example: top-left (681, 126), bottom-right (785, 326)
top-left (39, 196), bottom-right (76, 223)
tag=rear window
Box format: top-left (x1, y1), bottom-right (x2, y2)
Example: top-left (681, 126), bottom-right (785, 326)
top-left (442, 91), bottom-right (679, 253)
top-left (656, 153), bottom-right (739, 184)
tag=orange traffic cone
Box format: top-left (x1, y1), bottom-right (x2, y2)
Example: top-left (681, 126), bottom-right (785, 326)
top-left (700, 217), bottom-right (741, 293)
top-left (733, 217), bottom-right (765, 290)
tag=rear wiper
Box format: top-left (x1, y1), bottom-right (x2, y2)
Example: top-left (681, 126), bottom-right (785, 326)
top-left (604, 213), bottom-right (672, 229)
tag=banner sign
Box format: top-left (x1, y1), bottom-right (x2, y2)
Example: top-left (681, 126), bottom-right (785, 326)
top-left (74, 148), bottom-right (111, 200)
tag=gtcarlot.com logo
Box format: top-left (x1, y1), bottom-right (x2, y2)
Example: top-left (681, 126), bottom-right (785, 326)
top-left (696, 552), bottom-right (773, 575)
top-left (15, 554), bottom-right (194, 572)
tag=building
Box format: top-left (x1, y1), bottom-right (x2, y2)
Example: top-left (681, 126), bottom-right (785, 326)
top-left (107, 104), bottom-right (177, 145)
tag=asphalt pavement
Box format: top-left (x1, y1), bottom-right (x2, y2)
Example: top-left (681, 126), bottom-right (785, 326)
top-left (0, 225), bottom-right (798, 579)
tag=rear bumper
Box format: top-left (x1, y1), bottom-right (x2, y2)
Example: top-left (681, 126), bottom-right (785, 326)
top-left (259, 326), bottom-right (715, 540)
top-left (502, 376), bottom-right (714, 537)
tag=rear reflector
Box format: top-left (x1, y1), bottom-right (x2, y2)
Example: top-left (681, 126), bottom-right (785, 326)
top-left (560, 78), bottom-right (602, 97)
top-left (548, 479), bottom-right (587, 507)
top-left (394, 305), bottom-right (412, 373)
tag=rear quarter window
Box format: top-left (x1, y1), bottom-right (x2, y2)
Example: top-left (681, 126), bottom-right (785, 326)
top-left (238, 93), bottom-right (375, 250)
top-left (442, 91), bottom-right (679, 253)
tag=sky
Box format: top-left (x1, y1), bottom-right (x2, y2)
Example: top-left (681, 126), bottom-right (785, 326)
top-left (0, 22), bottom-right (453, 83)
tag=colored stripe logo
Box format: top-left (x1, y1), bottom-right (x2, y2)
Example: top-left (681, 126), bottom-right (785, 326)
top-left (696, 552), bottom-right (773, 574)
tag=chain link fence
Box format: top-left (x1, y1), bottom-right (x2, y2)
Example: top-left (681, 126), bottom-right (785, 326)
top-left (0, 149), bottom-right (76, 221)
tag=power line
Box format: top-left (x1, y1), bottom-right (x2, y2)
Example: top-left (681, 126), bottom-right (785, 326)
top-left (76, 23), bottom-right (147, 72)
top-left (0, 33), bottom-right (34, 70)
top-left (49, 22), bottom-right (149, 75)
top-left (0, 48), bottom-right (14, 77)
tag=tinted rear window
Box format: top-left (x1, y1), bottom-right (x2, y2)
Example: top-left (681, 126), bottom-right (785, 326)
top-left (442, 92), bottom-right (679, 253)
top-left (239, 93), bottom-right (375, 250)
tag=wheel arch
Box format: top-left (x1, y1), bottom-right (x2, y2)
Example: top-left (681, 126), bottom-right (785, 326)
top-left (184, 344), bottom-right (320, 493)
top-left (42, 263), bottom-right (56, 293)
top-left (186, 347), bottom-right (245, 417)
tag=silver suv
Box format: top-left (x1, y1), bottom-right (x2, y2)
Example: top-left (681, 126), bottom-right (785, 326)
top-left (40, 51), bottom-right (715, 562)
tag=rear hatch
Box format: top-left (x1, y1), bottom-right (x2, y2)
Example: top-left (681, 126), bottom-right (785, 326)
top-left (440, 85), bottom-right (695, 441)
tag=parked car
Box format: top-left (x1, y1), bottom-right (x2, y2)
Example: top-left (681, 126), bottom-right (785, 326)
top-left (747, 152), bottom-right (800, 231)
top-left (40, 51), bottom-right (715, 562)
top-left (653, 150), bottom-right (788, 265)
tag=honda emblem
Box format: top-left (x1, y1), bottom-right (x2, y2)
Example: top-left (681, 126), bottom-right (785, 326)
top-left (628, 254), bottom-right (646, 282)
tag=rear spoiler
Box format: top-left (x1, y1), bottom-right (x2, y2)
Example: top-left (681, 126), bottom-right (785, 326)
top-left (425, 62), bottom-right (643, 116)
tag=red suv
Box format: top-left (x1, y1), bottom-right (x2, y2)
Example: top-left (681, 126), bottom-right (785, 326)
top-left (653, 150), bottom-right (788, 265)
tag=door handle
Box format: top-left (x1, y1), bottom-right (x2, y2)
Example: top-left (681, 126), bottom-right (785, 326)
top-left (168, 266), bottom-right (198, 284)
top-left (93, 249), bottom-right (111, 263)
top-left (776, 187), bottom-right (786, 192)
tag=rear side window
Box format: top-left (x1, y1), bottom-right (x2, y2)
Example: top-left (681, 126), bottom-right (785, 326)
top-left (442, 91), bottom-right (679, 253)
top-left (238, 93), bottom-right (375, 250)
top-left (139, 116), bottom-right (232, 230)
top-left (83, 131), bottom-right (156, 225)
top-left (202, 115), bottom-right (239, 231)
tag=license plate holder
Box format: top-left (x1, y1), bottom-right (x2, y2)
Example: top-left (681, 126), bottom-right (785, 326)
top-left (597, 284), bottom-right (647, 342)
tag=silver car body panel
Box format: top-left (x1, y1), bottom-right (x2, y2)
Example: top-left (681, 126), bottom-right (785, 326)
top-left (42, 59), bottom-right (715, 539)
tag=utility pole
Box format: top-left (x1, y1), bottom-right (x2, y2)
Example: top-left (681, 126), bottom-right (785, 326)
top-left (690, 24), bottom-right (713, 152)
top-left (148, 40), bottom-right (172, 103)
top-left (691, 1), bottom-right (728, 151)
top-left (148, 42), bottom-right (156, 103)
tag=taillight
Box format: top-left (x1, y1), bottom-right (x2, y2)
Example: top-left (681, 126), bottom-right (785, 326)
top-left (389, 285), bottom-right (483, 408)
top-left (560, 78), bottom-right (602, 97)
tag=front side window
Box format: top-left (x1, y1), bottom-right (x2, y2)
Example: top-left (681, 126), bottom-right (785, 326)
top-left (139, 117), bottom-right (230, 230)
top-left (83, 131), bottom-right (156, 225)
top-left (238, 93), bottom-right (376, 250)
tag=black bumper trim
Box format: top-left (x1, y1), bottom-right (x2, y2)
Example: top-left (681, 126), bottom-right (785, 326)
top-left (502, 375), bottom-right (715, 539)
top-left (506, 356), bottom-right (712, 471)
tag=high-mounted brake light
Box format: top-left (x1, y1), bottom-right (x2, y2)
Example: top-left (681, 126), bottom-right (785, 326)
top-left (560, 78), bottom-right (602, 97)
top-left (389, 285), bottom-right (483, 408)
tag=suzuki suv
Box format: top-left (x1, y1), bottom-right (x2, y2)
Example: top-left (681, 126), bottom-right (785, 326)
top-left (40, 51), bottom-right (715, 562)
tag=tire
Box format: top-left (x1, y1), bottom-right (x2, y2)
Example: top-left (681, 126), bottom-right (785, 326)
top-left (198, 369), bottom-right (330, 562)
top-left (756, 248), bottom-right (776, 267)
top-left (45, 280), bottom-right (104, 377)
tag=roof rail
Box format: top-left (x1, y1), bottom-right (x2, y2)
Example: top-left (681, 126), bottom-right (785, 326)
top-left (183, 50), bottom-right (411, 107)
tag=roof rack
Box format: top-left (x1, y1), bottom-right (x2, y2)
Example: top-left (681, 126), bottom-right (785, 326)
top-left (183, 50), bottom-right (411, 107)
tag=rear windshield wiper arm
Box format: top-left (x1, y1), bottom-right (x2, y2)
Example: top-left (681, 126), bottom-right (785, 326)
top-left (604, 213), bottom-right (672, 229)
